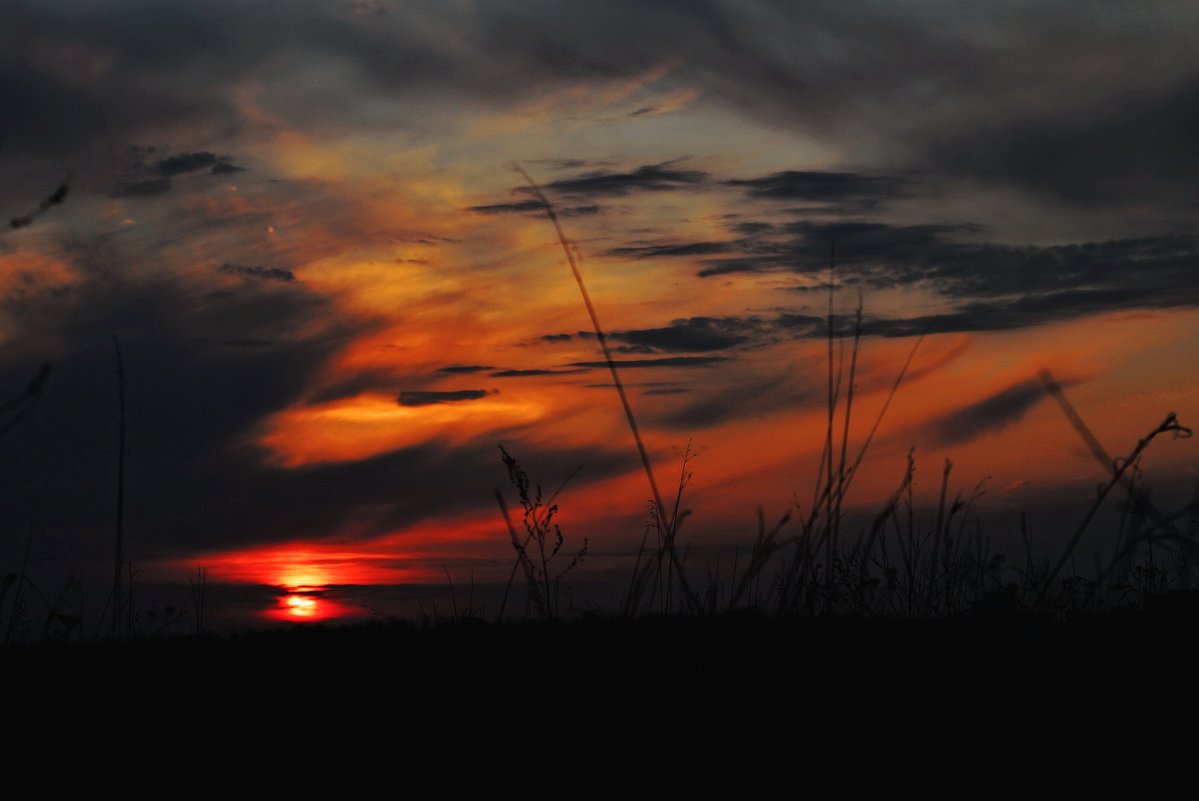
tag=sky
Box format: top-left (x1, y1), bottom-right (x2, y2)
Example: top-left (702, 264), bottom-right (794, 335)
top-left (1, 1), bottom-right (1197, 627)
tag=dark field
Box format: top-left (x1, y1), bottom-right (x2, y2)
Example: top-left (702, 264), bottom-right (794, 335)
top-left (7, 608), bottom-right (1199, 721)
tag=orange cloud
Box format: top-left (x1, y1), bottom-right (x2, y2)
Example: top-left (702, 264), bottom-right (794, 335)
top-left (257, 392), bottom-right (546, 467)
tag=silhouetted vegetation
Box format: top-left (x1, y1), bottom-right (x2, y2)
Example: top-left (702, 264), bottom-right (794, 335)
top-left (500, 165), bottom-right (1199, 628)
top-left (496, 445), bottom-right (587, 620)
top-left (1, 165), bottom-right (1196, 676)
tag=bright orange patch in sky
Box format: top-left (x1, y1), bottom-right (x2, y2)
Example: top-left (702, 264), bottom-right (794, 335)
top-left (257, 392), bottom-right (546, 467)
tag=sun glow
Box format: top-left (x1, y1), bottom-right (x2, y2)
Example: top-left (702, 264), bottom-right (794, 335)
top-left (285, 594), bottom-right (319, 617)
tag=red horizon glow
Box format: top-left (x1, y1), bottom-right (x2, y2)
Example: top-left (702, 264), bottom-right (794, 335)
top-left (155, 306), bottom-right (1199, 623)
top-left (266, 590), bottom-right (357, 623)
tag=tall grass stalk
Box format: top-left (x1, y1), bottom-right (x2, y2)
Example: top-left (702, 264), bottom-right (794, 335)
top-left (1040, 410), bottom-right (1191, 599)
top-left (513, 164), bottom-right (695, 612)
top-left (495, 445), bottom-right (586, 620)
top-left (112, 335), bottom-right (126, 638)
top-left (497, 169), bottom-right (1192, 624)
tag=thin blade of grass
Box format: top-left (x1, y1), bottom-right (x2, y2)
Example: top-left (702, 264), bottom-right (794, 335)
top-left (512, 164), bottom-right (695, 610)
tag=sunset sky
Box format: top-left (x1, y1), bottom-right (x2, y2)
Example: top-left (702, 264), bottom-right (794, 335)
top-left (2, 1), bottom-right (1196, 625)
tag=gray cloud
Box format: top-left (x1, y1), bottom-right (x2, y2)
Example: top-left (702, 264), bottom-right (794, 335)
top-left (398, 389), bottom-right (491, 406)
top-left (468, 199), bottom-right (601, 216)
top-left (210, 160), bottom-right (244, 175)
top-left (7, 181), bottom-right (69, 230)
top-left (928, 378), bottom-right (1056, 446)
top-left (537, 162), bottom-right (709, 198)
top-left (607, 241), bottom-right (734, 260)
top-left (609, 316), bottom-right (766, 353)
top-left (919, 72), bottom-right (1199, 205)
top-left (109, 178), bottom-right (172, 198)
top-left (218, 263), bottom-right (296, 283)
top-left (655, 372), bottom-right (812, 430)
top-left (468, 199), bottom-right (547, 215)
top-left (0, 255), bottom-right (362, 550)
top-left (686, 221), bottom-right (1199, 335)
top-left (3, 0), bottom-right (1194, 234)
top-left (491, 368), bottom-right (591, 377)
top-left (0, 241), bottom-right (635, 565)
top-left (697, 221), bottom-right (977, 279)
top-left (4, 1), bottom-right (1196, 212)
top-left (545, 223), bottom-right (1199, 350)
top-left (437, 365), bottom-right (494, 374)
top-left (725, 170), bottom-right (906, 212)
top-left (566, 356), bottom-right (728, 369)
top-left (156, 151), bottom-right (219, 176)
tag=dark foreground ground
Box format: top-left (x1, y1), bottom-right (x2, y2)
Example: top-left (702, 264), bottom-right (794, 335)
top-left (8, 613), bottom-right (1193, 778)
top-left (6, 610), bottom-right (1199, 723)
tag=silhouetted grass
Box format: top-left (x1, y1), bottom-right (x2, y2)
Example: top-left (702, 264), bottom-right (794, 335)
top-left (495, 444), bottom-right (587, 620)
top-left (513, 165), bottom-right (1198, 626)
top-left (3, 164), bottom-right (1196, 649)
top-left (514, 164), bottom-right (696, 613)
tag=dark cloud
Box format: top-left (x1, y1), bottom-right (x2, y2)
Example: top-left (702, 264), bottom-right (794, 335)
top-left (306, 368), bottom-right (413, 405)
top-left (0, 251), bottom-right (362, 551)
top-left (547, 222), bottom-right (1199, 351)
top-left (606, 241), bottom-right (734, 260)
top-left (5, 1), bottom-right (1198, 214)
top-left (726, 170), bottom-right (906, 211)
top-left (697, 220), bottom-right (975, 279)
top-left (774, 314), bottom-right (826, 336)
top-left (537, 312), bottom-right (863, 356)
top-left (398, 389), bottom-right (490, 406)
top-left (0, 363), bottom-right (53, 439)
top-left (155, 151), bottom-right (219, 176)
top-left (537, 162), bottom-right (709, 198)
top-left (922, 77), bottom-right (1199, 205)
top-left (437, 365), bottom-right (494, 374)
top-left (558, 204), bottom-right (603, 217)
top-left (585, 381), bottom-right (684, 390)
top-left (468, 199), bottom-right (601, 216)
top-left (210, 160), bottom-right (245, 175)
top-left (655, 372), bottom-right (812, 430)
top-left (609, 317), bottom-right (765, 353)
top-left (218, 263), bottom-right (296, 283)
top-left (0, 237), bottom-right (643, 565)
top-left (928, 378), bottom-right (1055, 446)
top-left (469, 199), bottom-right (546, 215)
top-left (859, 284), bottom-right (1199, 339)
top-left (731, 221), bottom-right (774, 236)
top-left (685, 220), bottom-right (1199, 335)
top-left (109, 178), bottom-right (172, 198)
top-left (566, 356), bottom-right (728, 369)
top-left (7, 181), bottom-right (69, 230)
top-left (491, 368), bottom-right (591, 377)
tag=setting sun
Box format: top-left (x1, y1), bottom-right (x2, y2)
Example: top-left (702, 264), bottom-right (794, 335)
top-left (285, 595), bottom-right (318, 618)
